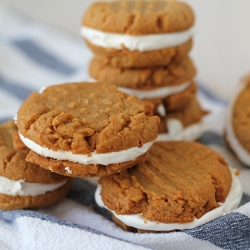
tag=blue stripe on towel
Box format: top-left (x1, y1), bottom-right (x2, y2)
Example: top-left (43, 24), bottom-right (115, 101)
top-left (198, 131), bottom-right (226, 147)
top-left (0, 209), bottom-right (109, 235)
top-left (186, 212), bottom-right (250, 249)
top-left (12, 40), bottom-right (76, 75)
top-left (0, 74), bottom-right (34, 100)
top-left (197, 82), bottom-right (228, 106)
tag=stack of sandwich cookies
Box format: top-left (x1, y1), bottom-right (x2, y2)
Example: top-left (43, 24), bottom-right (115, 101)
top-left (225, 75), bottom-right (250, 166)
top-left (0, 120), bottom-right (71, 210)
top-left (95, 141), bottom-right (242, 232)
top-left (83, 0), bottom-right (208, 141)
top-left (16, 82), bottom-right (160, 178)
top-left (82, 0), bottom-right (194, 68)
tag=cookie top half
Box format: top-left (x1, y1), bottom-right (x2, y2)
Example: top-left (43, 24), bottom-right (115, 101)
top-left (0, 120), bottom-right (66, 184)
top-left (17, 82), bottom-right (160, 155)
top-left (82, 1), bottom-right (194, 35)
top-left (99, 141), bottom-right (233, 224)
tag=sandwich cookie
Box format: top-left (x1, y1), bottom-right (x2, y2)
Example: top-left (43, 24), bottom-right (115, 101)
top-left (0, 120), bottom-right (71, 210)
top-left (95, 141), bottom-right (242, 232)
top-left (225, 75), bottom-right (250, 166)
top-left (82, 0), bottom-right (195, 68)
top-left (16, 82), bottom-right (160, 178)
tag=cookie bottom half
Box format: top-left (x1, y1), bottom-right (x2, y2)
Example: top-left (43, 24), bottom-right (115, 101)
top-left (0, 179), bottom-right (72, 210)
top-left (86, 39), bottom-right (192, 68)
top-left (26, 151), bottom-right (148, 178)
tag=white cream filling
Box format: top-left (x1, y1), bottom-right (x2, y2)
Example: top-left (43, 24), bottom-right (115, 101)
top-left (157, 104), bottom-right (166, 117)
top-left (118, 81), bottom-right (191, 100)
top-left (0, 175), bottom-right (67, 196)
top-left (14, 114), bottom-right (17, 124)
top-left (39, 86), bottom-right (46, 93)
top-left (156, 118), bottom-right (209, 142)
top-left (95, 169), bottom-right (242, 231)
top-left (19, 133), bottom-right (153, 166)
top-left (81, 26), bottom-right (194, 52)
top-left (225, 81), bottom-right (250, 166)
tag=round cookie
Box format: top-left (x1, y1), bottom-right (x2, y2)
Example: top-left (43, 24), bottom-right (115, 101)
top-left (89, 56), bottom-right (196, 90)
top-left (225, 75), bottom-right (250, 166)
top-left (95, 141), bottom-right (242, 232)
top-left (16, 82), bottom-right (160, 178)
top-left (0, 120), bottom-right (72, 211)
top-left (157, 97), bottom-right (208, 141)
top-left (82, 1), bottom-right (195, 68)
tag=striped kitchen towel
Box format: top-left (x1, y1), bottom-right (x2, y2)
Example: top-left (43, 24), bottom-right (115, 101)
top-left (0, 3), bottom-right (249, 250)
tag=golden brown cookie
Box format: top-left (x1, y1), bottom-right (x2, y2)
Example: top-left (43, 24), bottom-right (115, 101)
top-left (0, 120), bottom-right (72, 210)
top-left (82, 1), bottom-right (195, 35)
top-left (82, 1), bottom-right (195, 68)
top-left (96, 141), bottom-right (241, 232)
top-left (16, 82), bottom-right (160, 178)
top-left (89, 56), bottom-right (196, 90)
top-left (225, 75), bottom-right (250, 166)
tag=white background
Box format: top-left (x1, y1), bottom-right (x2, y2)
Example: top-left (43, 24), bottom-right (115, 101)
top-left (1, 0), bottom-right (250, 101)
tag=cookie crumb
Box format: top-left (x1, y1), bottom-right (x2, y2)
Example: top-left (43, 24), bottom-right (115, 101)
top-left (82, 118), bottom-right (88, 125)
top-left (45, 128), bottom-right (53, 134)
top-left (68, 102), bottom-right (76, 109)
top-left (115, 102), bottom-right (123, 108)
top-left (101, 108), bottom-right (112, 114)
top-left (235, 170), bottom-right (241, 176)
top-left (103, 99), bottom-right (112, 105)
top-left (81, 108), bottom-right (88, 114)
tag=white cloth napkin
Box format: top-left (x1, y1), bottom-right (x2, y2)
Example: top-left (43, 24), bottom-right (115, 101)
top-left (0, 3), bottom-right (249, 250)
